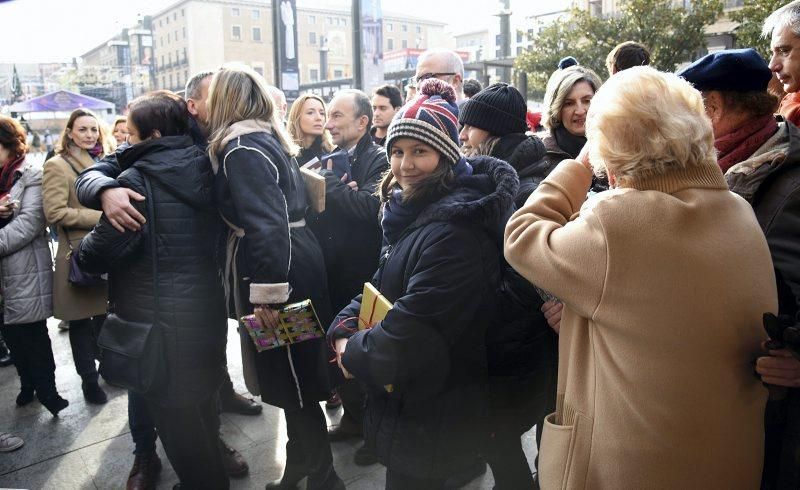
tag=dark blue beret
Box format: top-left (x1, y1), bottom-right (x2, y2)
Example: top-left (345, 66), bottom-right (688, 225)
top-left (677, 48), bottom-right (771, 93)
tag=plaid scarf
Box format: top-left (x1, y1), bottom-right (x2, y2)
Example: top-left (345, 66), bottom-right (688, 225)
top-left (715, 115), bottom-right (778, 173)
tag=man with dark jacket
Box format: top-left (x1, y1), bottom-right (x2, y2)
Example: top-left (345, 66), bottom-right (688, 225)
top-left (312, 89), bottom-right (387, 465)
top-left (680, 48), bottom-right (800, 490)
top-left (74, 72), bottom-right (252, 489)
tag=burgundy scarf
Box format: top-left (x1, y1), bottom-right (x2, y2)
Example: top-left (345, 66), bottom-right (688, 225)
top-left (715, 115), bottom-right (778, 173)
top-left (0, 154), bottom-right (25, 196)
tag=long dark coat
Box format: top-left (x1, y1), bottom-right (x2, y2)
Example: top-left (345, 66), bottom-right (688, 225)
top-left (329, 156), bottom-right (518, 479)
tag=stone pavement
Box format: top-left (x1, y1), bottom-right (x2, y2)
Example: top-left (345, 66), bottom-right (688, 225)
top-left (0, 319), bottom-right (538, 489)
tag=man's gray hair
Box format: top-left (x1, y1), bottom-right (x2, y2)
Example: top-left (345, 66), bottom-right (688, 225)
top-left (184, 71), bottom-right (214, 100)
top-left (763, 0), bottom-right (800, 38)
top-left (418, 48), bottom-right (465, 78)
top-left (334, 89), bottom-right (373, 128)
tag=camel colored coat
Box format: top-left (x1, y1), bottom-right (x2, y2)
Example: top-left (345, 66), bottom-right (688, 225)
top-left (43, 150), bottom-right (107, 321)
top-left (505, 159), bottom-right (777, 489)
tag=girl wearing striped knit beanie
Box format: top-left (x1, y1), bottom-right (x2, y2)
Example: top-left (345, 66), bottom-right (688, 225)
top-left (328, 78), bottom-right (519, 488)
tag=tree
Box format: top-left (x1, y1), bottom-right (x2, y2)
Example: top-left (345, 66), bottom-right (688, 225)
top-left (731, 0), bottom-right (786, 59)
top-left (11, 65), bottom-right (23, 101)
top-left (516, 0), bottom-right (723, 96)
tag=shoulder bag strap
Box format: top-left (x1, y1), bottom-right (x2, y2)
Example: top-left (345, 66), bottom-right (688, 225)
top-left (59, 154), bottom-right (82, 254)
top-left (142, 175), bottom-right (159, 321)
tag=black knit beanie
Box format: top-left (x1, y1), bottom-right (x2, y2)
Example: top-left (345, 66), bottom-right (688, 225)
top-left (458, 83), bottom-right (528, 136)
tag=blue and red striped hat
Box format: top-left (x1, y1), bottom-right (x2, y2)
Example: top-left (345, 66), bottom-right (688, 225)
top-left (385, 78), bottom-right (461, 165)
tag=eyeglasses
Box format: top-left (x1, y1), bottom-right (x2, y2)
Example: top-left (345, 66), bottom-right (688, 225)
top-left (413, 72), bottom-right (457, 84)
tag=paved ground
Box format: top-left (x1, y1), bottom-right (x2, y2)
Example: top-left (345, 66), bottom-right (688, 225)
top-left (0, 318), bottom-right (538, 489)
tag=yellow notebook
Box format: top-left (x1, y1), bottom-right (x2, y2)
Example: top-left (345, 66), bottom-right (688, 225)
top-left (357, 282), bottom-right (394, 392)
top-left (358, 282), bottom-right (392, 330)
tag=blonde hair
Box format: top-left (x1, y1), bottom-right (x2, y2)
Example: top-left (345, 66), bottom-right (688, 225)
top-left (586, 66), bottom-right (716, 183)
top-left (207, 63), bottom-right (299, 157)
top-left (56, 108), bottom-right (115, 155)
top-left (542, 66), bottom-right (603, 131)
top-left (287, 93), bottom-right (334, 152)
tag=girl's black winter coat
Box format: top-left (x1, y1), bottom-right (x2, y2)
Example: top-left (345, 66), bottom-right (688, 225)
top-left (330, 156), bottom-right (518, 479)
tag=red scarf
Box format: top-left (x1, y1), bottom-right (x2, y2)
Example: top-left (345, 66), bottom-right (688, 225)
top-left (0, 154), bottom-right (25, 197)
top-left (715, 115), bottom-right (778, 173)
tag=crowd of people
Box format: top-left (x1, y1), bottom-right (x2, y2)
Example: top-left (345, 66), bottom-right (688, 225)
top-left (0, 2), bottom-right (799, 489)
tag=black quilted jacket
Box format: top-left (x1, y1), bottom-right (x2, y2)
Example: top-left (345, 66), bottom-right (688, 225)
top-left (78, 135), bottom-right (227, 407)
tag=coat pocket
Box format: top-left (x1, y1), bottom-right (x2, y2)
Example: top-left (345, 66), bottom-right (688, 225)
top-left (539, 411), bottom-right (593, 489)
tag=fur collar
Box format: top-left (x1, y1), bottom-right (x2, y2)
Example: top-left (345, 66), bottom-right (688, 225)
top-left (408, 155), bottom-right (518, 240)
top-left (209, 119), bottom-right (273, 174)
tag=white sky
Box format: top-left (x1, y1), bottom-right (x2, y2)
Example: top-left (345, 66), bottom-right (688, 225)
top-left (1, 0), bottom-right (570, 63)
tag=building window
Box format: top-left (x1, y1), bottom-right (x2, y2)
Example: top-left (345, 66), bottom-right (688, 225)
top-left (176, 50), bottom-right (179, 63)
top-left (309, 32), bottom-right (317, 44)
top-left (160, 37), bottom-right (163, 47)
top-left (159, 19), bottom-right (162, 27)
top-left (327, 17), bottom-right (333, 25)
top-left (161, 55), bottom-right (165, 67)
top-left (387, 38), bottom-right (394, 50)
top-left (516, 46), bottom-right (524, 55)
top-left (175, 30), bottom-right (179, 41)
top-left (168, 53), bottom-right (172, 65)
top-left (402, 24), bottom-right (407, 32)
top-left (310, 68), bottom-right (319, 82)
top-left (183, 48), bottom-right (187, 62)
top-left (185, 70), bottom-right (188, 81)
top-left (342, 18), bottom-right (347, 26)
top-left (402, 39), bottom-right (408, 48)
top-left (252, 27), bottom-right (262, 42)
top-left (335, 18), bottom-right (340, 26)
top-left (495, 34), bottom-right (502, 45)
top-left (496, 48), bottom-right (502, 58)
top-left (517, 31), bottom-right (523, 43)
top-left (387, 23), bottom-right (393, 32)
top-left (183, 27), bottom-right (186, 38)
top-left (334, 69), bottom-right (343, 78)
top-left (232, 25), bottom-right (242, 41)
top-left (232, 8), bottom-right (240, 16)
top-left (252, 9), bottom-right (260, 19)
top-left (162, 75), bottom-right (166, 87)
top-left (308, 14), bottom-right (315, 24)
top-left (173, 12), bottom-right (177, 21)
top-left (416, 26), bottom-right (421, 34)
top-left (167, 32), bottom-right (171, 43)
top-left (166, 16), bottom-right (169, 24)
top-left (181, 8), bottom-right (185, 16)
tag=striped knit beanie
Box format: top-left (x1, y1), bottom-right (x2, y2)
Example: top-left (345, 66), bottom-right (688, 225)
top-left (385, 78), bottom-right (461, 166)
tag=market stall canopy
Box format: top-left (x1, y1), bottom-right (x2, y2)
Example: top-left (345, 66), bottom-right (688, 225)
top-left (9, 90), bottom-right (115, 113)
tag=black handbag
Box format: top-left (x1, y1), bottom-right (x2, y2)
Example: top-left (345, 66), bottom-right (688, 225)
top-left (97, 175), bottom-right (163, 394)
top-left (65, 229), bottom-right (107, 287)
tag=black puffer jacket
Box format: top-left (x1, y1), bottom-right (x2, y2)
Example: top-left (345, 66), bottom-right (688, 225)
top-left (330, 156), bottom-right (517, 479)
top-left (309, 131), bottom-right (388, 312)
top-left (487, 133), bottom-right (558, 374)
top-left (490, 132), bottom-right (550, 207)
top-left (78, 136), bottom-right (227, 407)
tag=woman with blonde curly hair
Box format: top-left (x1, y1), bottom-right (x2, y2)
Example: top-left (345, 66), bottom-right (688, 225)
top-left (505, 67), bottom-right (778, 488)
top-left (287, 93), bottom-right (334, 166)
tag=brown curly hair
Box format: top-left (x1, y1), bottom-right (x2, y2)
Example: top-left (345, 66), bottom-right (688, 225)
top-left (0, 116), bottom-right (28, 158)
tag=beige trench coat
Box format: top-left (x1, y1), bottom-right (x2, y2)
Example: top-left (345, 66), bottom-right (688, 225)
top-left (42, 150), bottom-right (107, 321)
